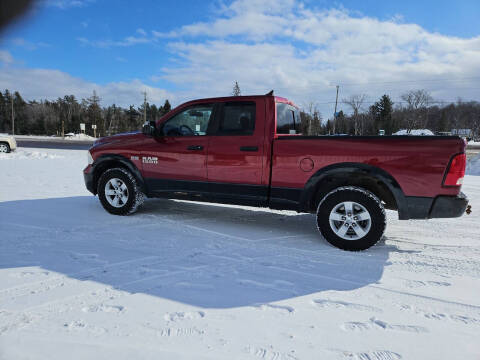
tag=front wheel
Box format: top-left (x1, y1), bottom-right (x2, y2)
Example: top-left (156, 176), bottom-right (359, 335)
top-left (316, 186), bottom-right (386, 251)
top-left (97, 168), bottom-right (145, 215)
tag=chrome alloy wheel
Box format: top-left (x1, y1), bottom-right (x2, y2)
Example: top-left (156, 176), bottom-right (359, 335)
top-left (104, 178), bottom-right (129, 208)
top-left (329, 201), bottom-right (371, 240)
top-left (0, 144), bottom-right (8, 153)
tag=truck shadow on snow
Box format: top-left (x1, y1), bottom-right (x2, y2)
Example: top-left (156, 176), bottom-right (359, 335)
top-left (0, 196), bottom-right (400, 308)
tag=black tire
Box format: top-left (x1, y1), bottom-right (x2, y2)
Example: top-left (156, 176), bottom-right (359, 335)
top-left (0, 142), bottom-right (10, 153)
top-left (316, 186), bottom-right (386, 251)
top-left (97, 167), bottom-right (145, 215)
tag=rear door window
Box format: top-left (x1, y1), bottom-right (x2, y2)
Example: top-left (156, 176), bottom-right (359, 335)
top-left (217, 102), bottom-right (256, 135)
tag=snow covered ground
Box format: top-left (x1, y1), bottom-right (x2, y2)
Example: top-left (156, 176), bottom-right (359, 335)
top-left (1, 148), bottom-right (480, 360)
top-left (393, 129), bottom-right (434, 136)
top-left (14, 134), bottom-right (96, 141)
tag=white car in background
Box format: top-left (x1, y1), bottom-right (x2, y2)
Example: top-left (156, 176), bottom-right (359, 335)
top-left (0, 134), bottom-right (17, 153)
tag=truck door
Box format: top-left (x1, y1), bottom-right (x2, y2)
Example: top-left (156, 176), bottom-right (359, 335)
top-left (206, 99), bottom-right (267, 205)
top-left (141, 103), bottom-right (216, 194)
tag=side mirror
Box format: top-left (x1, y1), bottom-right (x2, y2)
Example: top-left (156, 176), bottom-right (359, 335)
top-left (142, 121), bottom-right (156, 136)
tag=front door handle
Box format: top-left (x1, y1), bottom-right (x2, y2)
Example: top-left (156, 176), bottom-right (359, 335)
top-left (187, 145), bottom-right (204, 151)
top-left (240, 146), bottom-right (258, 152)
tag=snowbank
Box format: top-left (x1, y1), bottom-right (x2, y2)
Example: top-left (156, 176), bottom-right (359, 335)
top-left (467, 153), bottom-right (480, 175)
top-left (393, 129), bottom-right (434, 136)
top-left (0, 148), bottom-right (65, 160)
top-left (15, 134), bottom-right (96, 141)
top-left (64, 133), bottom-right (96, 140)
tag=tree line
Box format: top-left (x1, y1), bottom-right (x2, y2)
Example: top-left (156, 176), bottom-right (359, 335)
top-left (301, 90), bottom-right (480, 137)
top-left (0, 88), bottom-right (479, 138)
top-left (0, 90), bottom-right (171, 137)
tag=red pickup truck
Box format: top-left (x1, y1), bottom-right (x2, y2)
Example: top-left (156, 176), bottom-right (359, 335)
top-left (84, 93), bottom-right (468, 251)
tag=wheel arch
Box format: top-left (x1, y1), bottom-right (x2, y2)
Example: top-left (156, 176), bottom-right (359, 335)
top-left (299, 162), bottom-right (408, 218)
top-left (91, 154), bottom-right (147, 195)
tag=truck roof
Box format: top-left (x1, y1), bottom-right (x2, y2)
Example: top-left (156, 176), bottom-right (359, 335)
top-left (175, 94), bottom-right (299, 109)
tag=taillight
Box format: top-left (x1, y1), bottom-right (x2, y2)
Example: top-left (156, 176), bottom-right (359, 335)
top-left (443, 153), bottom-right (466, 186)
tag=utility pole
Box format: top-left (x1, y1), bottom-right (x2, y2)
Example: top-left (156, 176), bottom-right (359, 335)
top-left (87, 90), bottom-right (101, 137)
top-left (11, 95), bottom-right (14, 135)
top-left (142, 90), bottom-right (147, 124)
top-left (333, 85), bottom-right (339, 135)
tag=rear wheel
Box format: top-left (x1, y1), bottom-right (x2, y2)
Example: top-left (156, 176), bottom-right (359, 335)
top-left (316, 186), bottom-right (386, 251)
top-left (0, 142), bottom-right (10, 153)
top-left (97, 168), bottom-right (144, 215)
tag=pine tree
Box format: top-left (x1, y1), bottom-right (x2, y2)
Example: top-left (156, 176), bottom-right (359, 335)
top-left (372, 95), bottom-right (394, 135)
top-left (159, 99), bottom-right (171, 116)
top-left (232, 81), bottom-right (241, 96)
top-left (438, 110), bottom-right (448, 133)
top-left (3, 90), bottom-right (12, 133)
top-left (13, 91), bottom-right (27, 134)
top-left (127, 105), bottom-right (139, 129)
top-left (0, 92), bottom-right (5, 132)
top-left (325, 119), bottom-right (332, 134)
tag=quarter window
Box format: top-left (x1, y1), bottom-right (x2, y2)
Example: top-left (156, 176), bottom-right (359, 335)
top-left (276, 102), bottom-right (300, 134)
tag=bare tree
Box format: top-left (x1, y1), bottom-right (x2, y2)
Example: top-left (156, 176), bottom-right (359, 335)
top-left (343, 94), bottom-right (367, 135)
top-left (300, 102), bottom-right (322, 135)
top-left (400, 90), bottom-right (433, 132)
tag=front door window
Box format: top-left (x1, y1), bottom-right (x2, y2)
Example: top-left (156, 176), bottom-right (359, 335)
top-left (162, 104), bottom-right (214, 136)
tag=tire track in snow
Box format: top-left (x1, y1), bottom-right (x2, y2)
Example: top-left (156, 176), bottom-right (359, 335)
top-left (245, 346), bottom-right (298, 360)
top-left (312, 299), bottom-right (382, 313)
top-left (396, 304), bottom-right (480, 326)
top-left (341, 317), bottom-right (428, 333)
top-left (335, 349), bottom-right (402, 360)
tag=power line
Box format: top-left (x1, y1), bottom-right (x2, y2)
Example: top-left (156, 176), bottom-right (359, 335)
top-left (325, 76), bottom-right (480, 86)
top-left (313, 99), bottom-right (480, 105)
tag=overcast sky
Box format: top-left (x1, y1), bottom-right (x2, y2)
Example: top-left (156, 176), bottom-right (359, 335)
top-left (1, 0), bottom-right (479, 118)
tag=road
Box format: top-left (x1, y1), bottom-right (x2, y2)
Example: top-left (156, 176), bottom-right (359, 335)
top-left (16, 138), bottom-right (93, 150)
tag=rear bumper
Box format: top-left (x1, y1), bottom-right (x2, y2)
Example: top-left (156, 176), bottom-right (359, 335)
top-left (429, 192), bottom-right (469, 218)
top-left (83, 165), bottom-right (96, 194)
top-left (403, 193), bottom-right (468, 219)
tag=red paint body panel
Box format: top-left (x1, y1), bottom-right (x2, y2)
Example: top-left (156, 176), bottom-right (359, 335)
top-left (91, 132), bottom-right (146, 171)
top-left (271, 137), bottom-right (465, 197)
top-left (141, 136), bottom-right (208, 181)
top-left (206, 98), bottom-right (266, 185)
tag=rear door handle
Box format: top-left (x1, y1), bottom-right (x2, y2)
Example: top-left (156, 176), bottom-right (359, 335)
top-left (240, 146), bottom-right (258, 152)
top-left (187, 145), bottom-right (204, 151)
